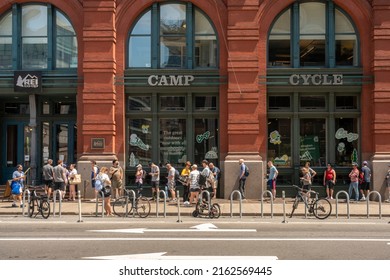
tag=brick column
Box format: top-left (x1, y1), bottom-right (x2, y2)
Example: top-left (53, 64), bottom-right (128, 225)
top-left (78, 0), bottom-right (117, 197)
top-left (371, 0), bottom-right (390, 200)
top-left (223, 0), bottom-right (264, 199)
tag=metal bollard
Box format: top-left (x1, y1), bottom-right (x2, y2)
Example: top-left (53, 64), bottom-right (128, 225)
top-left (230, 190), bottom-right (242, 218)
top-left (335, 190), bottom-right (350, 219)
top-left (282, 191), bottom-right (287, 223)
top-left (177, 190), bottom-right (182, 223)
top-left (77, 190), bottom-right (83, 223)
top-left (156, 190), bottom-right (167, 218)
top-left (53, 189), bottom-right (62, 218)
top-left (367, 191), bottom-right (382, 219)
top-left (22, 189), bottom-right (31, 217)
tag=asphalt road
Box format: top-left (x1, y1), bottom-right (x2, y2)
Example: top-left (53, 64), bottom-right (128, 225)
top-left (0, 216), bottom-right (389, 260)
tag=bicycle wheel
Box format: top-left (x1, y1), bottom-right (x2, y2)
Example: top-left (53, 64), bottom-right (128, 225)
top-left (40, 199), bottom-right (50, 219)
top-left (113, 197), bottom-right (130, 217)
top-left (289, 197), bottom-right (299, 218)
top-left (313, 198), bottom-right (332, 219)
top-left (28, 199), bottom-right (35, 218)
top-left (135, 197), bottom-right (151, 218)
top-left (209, 203), bottom-right (221, 219)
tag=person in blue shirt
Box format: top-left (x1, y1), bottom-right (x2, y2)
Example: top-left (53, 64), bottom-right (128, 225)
top-left (267, 161), bottom-right (278, 200)
top-left (11, 164), bottom-right (26, 208)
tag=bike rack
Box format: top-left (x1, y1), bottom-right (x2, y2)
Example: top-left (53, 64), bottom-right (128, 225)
top-left (177, 190), bottom-right (182, 223)
top-left (200, 190), bottom-right (211, 213)
top-left (95, 192), bottom-right (105, 218)
top-left (335, 190), bottom-right (350, 219)
top-left (229, 190), bottom-right (242, 218)
top-left (260, 190), bottom-right (274, 218)
top-left (22, 189), bottom-right (30, 217)
top-left (156, 190), bottom-right (167, 218)
top-left (366, 191), bottom-right (382, 219)
top-left (53, 189), bottom-right (62, 218)
top-left (124, 189), bottom-right (136, 218)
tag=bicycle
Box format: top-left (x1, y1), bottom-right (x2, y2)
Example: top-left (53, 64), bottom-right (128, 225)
top-left (192, 199), bottom-right (221, 219)
top-left (27, 186), bottom-right (51, 219)
top-left (113, 188), bottom-right (151, 218)
top-left (289, 185), bottom-right (332, 219)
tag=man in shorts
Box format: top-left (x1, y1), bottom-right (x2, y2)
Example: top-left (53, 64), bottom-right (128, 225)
top-left (359, 161), bottom-right (371, 201)
top-left (166, 163), bottom-right (177, 202)
top-left (109, 159), bottom-right (123, 199)
top-left (42, 159), bottom-right (54, 199)
top-left (53, 160), bottom-right (68, 199)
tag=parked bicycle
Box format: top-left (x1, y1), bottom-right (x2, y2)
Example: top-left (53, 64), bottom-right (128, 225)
top-left (289, 185), bottom-right (332, 219)
top-left (113, 188), bottom-right (151, 218)
top-left (27, 186), bottom-right (50, 219)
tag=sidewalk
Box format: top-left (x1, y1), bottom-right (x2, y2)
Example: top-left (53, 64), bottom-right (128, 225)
top-left (0, 197), bottom-right (388, 218)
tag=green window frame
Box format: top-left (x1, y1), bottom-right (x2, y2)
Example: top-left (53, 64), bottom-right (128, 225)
top-left (0, 3), bottom-right (77, 70)
top-left (128, 2), bottom-right (218, 69)
top-left (268, 0), bottom-right (359, 68)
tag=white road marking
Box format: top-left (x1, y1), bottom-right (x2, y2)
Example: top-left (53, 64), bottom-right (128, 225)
top-left (0, 237), bottom-right (390, 242)
top-left (85, 252), bottom-right (278, 260)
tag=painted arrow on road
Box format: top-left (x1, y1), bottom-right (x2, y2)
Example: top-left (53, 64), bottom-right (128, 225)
top-left (88, 223), bottom-right (257, 234)
top-left (85, 252), bottom-right (277, 260)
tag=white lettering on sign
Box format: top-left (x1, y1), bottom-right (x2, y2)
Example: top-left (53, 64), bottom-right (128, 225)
top-left (147, 75), bottom-right (195, 86)
top-left (289, 74), bottom-right (343, 86)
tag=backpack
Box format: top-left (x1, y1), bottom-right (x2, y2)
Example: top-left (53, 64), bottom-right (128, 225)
top-left (198, 173), bottom-right (207, 186)
top-left (91, 166), bottom-right (100, 180)
top-left (94, 174), bottom-right (103, 191)
top-left (244, 165), bottom-right (250, 177)
top-left (175, 169), bottom-right (180, 181)
top-left (207, 170), bottom-right (215, 185)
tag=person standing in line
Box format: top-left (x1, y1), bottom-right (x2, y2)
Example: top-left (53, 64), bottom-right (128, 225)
top-left (201, 160), bottom-right (212, 192)
top-left (90, 160), bottom-right (99, 202)
top-left (96, 167), bottom-right (113, 216)
top-left (385, 164), bottom-right (390, 203)
top-left (68, 163), bottom-right (78, 201)
top-left (209, 162), bottom-right (220, 199)
top-left (166, 163), bottom-right (177, 202)
top-left (135, 164), bottom-right (145, 196)
top-left (11, 164), bottom-right (25, 208)
top-left (305, 161), bottom-right (317, 183)
top-left (188, 164), bottom-right (200, 205)
top-left (348, 162), bottom-right (360, 202)
top-left (42, 159), bottom-right (54, 199)
top-left (323, 163), bottom-right (336, 199)
top-left (181, 161), bottom-right (191, 205)
top-left (52, 160), bottom-right (67, 200)
top-left (238, 159), bottom-right (247, 199)
top-left (149, 161), bottom-right (160, 200)
top-left (359, 161), bottom-right (371, 201)
top-left (267, 161), bottom-right (278, 200)
top-left (300, 167), bottom-right (312, 191)
top-left (109, 159), bottom-right (123, 200)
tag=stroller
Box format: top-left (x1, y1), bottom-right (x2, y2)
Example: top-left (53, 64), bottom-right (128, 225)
top-left (192, 186), bottom-right (221, 219)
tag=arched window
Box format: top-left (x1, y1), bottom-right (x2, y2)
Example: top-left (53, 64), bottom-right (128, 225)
top-left (268, 1), bottom-right (358, 68)
top-left (128, 2), bottom-right (218, 69)
top-left (0, 4), bottom-right (77, 70)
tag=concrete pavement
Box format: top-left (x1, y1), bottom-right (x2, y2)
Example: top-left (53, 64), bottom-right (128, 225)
top-left (0, 196), bottom-right (389, 219)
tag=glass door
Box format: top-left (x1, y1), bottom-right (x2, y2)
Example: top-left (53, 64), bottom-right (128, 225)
top-left (1, 122), bottom-right (31, 184)
top-left (52, 121), bottom-right (77, 165)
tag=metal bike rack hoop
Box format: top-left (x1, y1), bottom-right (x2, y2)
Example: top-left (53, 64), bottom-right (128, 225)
top-left (229, 190), bottom-right (242, 218)
top-left (366, 191), bottom-right (382, 219)
top-left (260, 190), bottom-right (273, 218)
top-left (53, 189), bottom-right (62, 218)
top-left (335, 190), bottom-right (350, 219)
top-left (156, 190), bottom-right (167, 218)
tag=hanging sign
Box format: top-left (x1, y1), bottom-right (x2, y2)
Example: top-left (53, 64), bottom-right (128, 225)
top-left (14, 71), bottom-right (42, 92)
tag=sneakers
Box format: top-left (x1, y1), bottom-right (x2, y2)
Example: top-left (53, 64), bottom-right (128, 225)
top-left (360, 197), bottom-right (366, 201)
top-left (384, 199), bottom-right (390, 203)
top-left (330, 197), bottom-right (333, 200)
top-left (20, 204), bottom-right (24, 208)
top-left (11, 203), bottom-right (17, 208)
top-left (183, 201), bottom-right (190, 207)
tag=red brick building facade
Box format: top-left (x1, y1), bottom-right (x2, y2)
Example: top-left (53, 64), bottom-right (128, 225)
top-left (1, 0), bottom-right (389, 199)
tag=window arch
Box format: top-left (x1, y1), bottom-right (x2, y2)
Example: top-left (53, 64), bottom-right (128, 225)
top-left (0, 4), bottom-right (77, 70)
top-left (128, 2), bottom-right (218, 69)
top-left (268, 1), bottom-right (358, 68)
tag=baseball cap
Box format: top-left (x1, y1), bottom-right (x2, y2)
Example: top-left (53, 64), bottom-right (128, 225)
top-left (363, 161), bottom-right (368, 165)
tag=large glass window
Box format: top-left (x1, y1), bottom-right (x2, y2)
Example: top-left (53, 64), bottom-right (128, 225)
top-left (0, 13), bottom-right (12, 69)
top-left (335, 118), bottom-right (359, 166)
top-left (128, 2), bottom-right (218, 69)
top-left (0, 4), bottom-right (77, 70)
top-left (160, 119), bottom-right (187, 165)
top-left (268, 1), bottom-right (358, 68)
top-left (194, 118), bottom-right (219, 164)
top-left (129, 118), bottom-right (152, 167)
top-left (300, 119), bottom-right (326, 167)
top-left (267, 118), bottom-right (292, 167)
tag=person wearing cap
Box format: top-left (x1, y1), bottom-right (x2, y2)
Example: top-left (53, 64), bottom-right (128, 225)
top-left (348, 162), bottom-right (360, 202)
top-left (385, 164), bottom-right (390, 203)
top-left (188, 164), bottom-right (200, 205)
top-left (359, 161), bottom-right (371, 201)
